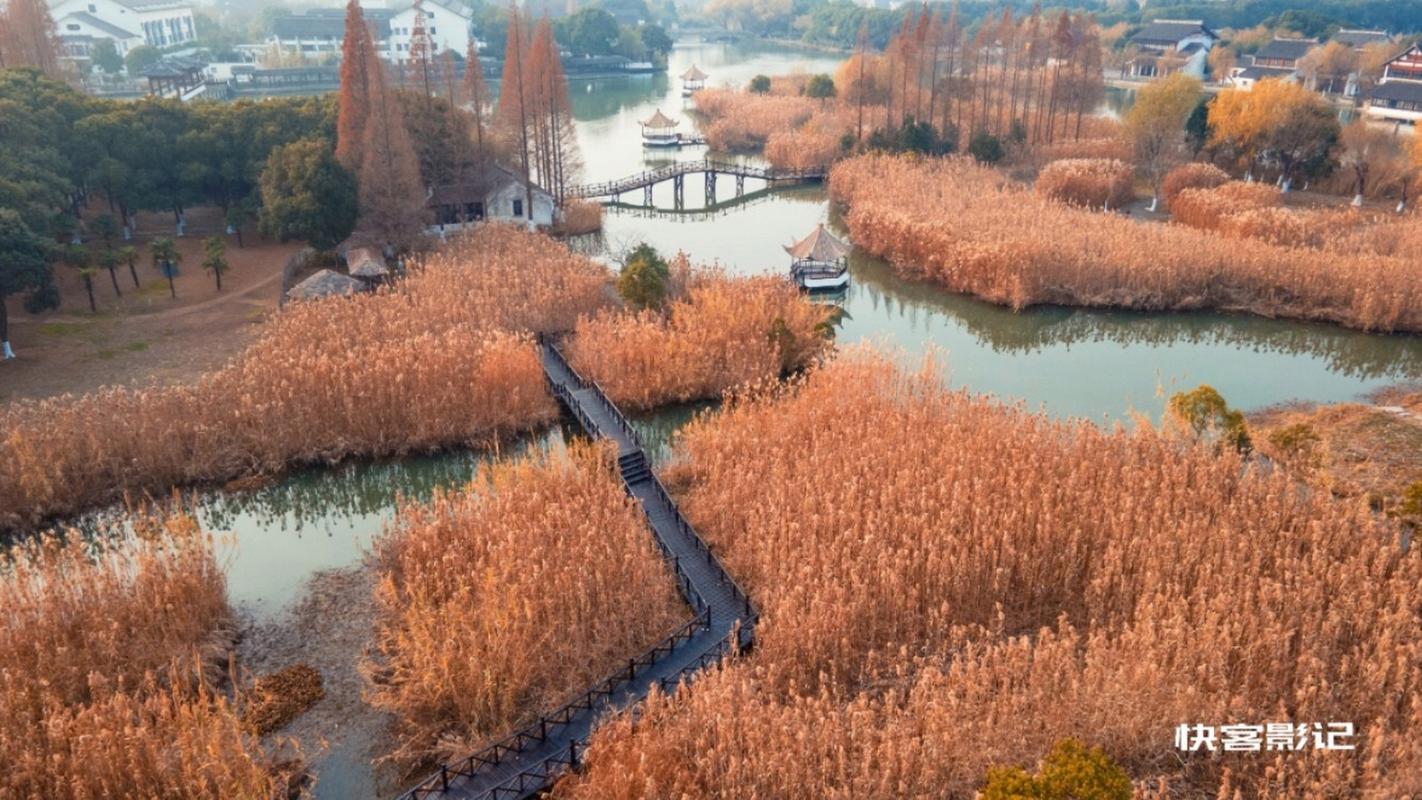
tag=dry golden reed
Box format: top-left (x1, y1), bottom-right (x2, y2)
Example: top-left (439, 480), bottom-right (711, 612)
top-left (830, 154), bottom-right (1422, 331)
top-left (556, 349), bottom-right (1422, 799)
top-left (1034, 158), bottom-right (1135, 209)
top-left (1160, 162), bottom-right (1231, 210)
top-left (695, 87), bottom-right (819, 153)
top-left (0, 225), bottom-right (611, 528)
top-left (567, 272), bottom-right (832, 411)
top-left (366, 442), bottom-right (684, 766)
top-left (0, 519), bottom-right (291, 798)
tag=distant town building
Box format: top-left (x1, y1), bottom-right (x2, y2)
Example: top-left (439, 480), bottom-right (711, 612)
top-left (1250, 38), bottom-right (1316, 70)
top-left (1331, 29), bottom-right (1391, 50)
top-left (387, 0), bottom-right (474, 66)
top-left (1125, 19), bottom-right (1219, 79)
top-left (266, 8), bottom-right (394, 61)
top-left (265, 2), bottom-right (472, 66)
top-left (51, 0), bottom-right (197, 49)
top-left (50, 0), bottom-right (197, 68)
top-left (1365, 43), bottom-right (1422, 126)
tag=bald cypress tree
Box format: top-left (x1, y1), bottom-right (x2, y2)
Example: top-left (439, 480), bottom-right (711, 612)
top-left (336, 0), bottom-right (375, 171)
top-left (496, 7), bottom-right (535, 220)
top-left (4, 0), bottom-right (61, 78)
top-left (358, 44), bottom-right (428, 247)
top-left (407, 0), bottom-right (436, 108)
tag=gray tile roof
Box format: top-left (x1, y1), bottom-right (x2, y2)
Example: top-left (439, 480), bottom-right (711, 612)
top-left (1132, 20), bottom-right (1217, 45)
top-left (1254, 38), bottom-right (1316, 62)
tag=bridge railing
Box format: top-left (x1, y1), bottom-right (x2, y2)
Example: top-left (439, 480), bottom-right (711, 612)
top-left (399, 606), bottom-right (711, 800)
top-left (569, 159), bottom-right (828, 199)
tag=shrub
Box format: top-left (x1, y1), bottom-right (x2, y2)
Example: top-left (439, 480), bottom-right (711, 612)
top-left (1035, 158), bottom-right (1135, 209)
top-left (617, 243), bottom-right (670, 310)
top-left (1160, 162), bottom-right (1230, 210)
top-left (981, 739), bottom-right (1133, 800)
top-left (1167, 384), bottom-right (1251, 453)
top-left (749, 74), bottom-right (771, 94)
top-left (968, 131), bottom-right (1005, 164)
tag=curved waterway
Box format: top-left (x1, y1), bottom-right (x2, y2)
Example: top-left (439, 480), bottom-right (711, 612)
top-left (34, 40), bottom-right (1422, 798)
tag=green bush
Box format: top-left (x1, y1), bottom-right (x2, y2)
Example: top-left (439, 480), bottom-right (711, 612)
top-left (968, 131), bottom-right (1005, 164)
top-left (749, 75), bottom-right (771, 94)
top-left (981, 739), bottom-right (1132, 800)
top-left (617, 243), bottom-right (670, 311)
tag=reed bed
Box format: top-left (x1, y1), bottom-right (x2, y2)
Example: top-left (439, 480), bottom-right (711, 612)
top-left (556, 349), bottom-right (1422, 799)
top-left (567, 273), bottom-right (832, 411)
top-left (1171, 182), bottom-right (1404, 251)
top-left (0, 225), bottom-right (612, 529)
top-left (829, 154), bottom-right (1422, 332)
top-left (1034, 158), bottom-right (1135, 209)
top-left (365, 443), bottom-right (684, 766)
top-left (0, 519), bottom-right (292, 798)
top-left (694, 87), bottom-right (819, 153)
top-left (1160, 162), bottom-right (1231, 210)
top-left (555, 199), bottom-right (605, 236)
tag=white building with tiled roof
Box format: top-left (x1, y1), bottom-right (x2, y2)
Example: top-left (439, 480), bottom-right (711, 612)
top-left (50, 0), bottom-right (197, 51)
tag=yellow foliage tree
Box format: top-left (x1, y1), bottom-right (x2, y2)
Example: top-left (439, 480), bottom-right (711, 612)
top-left (1125, 73), bottom-right (1202, 210)
top-left (1208, 78), bottom-right (1338, 189)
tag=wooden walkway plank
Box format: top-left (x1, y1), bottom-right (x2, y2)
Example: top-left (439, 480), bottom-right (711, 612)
top-left (395, 339), bottom-right (756, 800)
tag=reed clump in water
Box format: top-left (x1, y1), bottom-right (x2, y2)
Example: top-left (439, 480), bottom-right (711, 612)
top-left (830, 154), bottom-right (1422, 331)
top-left (366, 442), bottom-right (684, 767)
top-left (568, 271), bottom-right (832, 411)
top-left (555, 349), bottom-right (1422, 799)
top-left (0, 517), bottom-right (295, 797)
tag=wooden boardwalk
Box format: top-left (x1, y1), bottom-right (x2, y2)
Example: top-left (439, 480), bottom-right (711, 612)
top-left (396, 340), bottom-right (757, 800)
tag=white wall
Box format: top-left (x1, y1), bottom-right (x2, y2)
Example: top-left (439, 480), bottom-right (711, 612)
top-left (387, 3), bottom-right (472, 65)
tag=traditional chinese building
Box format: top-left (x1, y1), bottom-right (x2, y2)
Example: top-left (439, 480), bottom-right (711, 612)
top-left (681, 65), bottom-right (708, 96)
top-left (1365, 43), bottom-right (1422, 126)
top-left (785, 224), bottom-right (850, 291)
top-left (640, 108), bottom-right (681, 147)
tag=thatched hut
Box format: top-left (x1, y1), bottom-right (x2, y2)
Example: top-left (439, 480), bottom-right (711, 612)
top-left (286, 269), bottom-right (364, 303)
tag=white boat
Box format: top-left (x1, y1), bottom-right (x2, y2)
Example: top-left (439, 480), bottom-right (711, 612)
top-left (785, 224), bottom-right (851, 291)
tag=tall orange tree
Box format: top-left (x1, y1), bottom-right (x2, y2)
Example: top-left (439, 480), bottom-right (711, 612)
top-left (464, 40), bottom-right (493, 166)
top-left (336, 0), bottom-right (376, 171)
top-left (3, 0), bottom-right (61, 77)
top-left (357, 41), bottom-right (428, 246)
top-left (496, 7), bottom-right (535, 217)
top-left (406, 0), bottom-right (436, 107)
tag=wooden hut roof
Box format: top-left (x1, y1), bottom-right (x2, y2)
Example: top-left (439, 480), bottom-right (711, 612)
top-left (640, 108), bottom-right (679, 129)
top-left (785, 224), bottom-right (850, 262)
top-left (681, 65), bottom-right (708, 81)
top-left (287, 269), bottom-right (363, 301)
top-left (347, 247), bottom-right (390, 278)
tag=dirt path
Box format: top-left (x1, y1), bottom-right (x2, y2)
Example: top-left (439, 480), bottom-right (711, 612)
top-left (1, 236), bottom-right (302, 403)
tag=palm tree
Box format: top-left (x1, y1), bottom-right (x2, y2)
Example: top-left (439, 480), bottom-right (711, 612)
top-left (150, 237), bottom-right (181, 299)
top-left (201, 236), bottom-right (228, 292)
top-left (64, 244), bottom-right (98, 313)
top-left (117, 245), bottom-right (139, 289)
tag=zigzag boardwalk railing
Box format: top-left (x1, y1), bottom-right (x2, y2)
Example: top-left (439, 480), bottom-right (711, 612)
top-left (396, 339), bottom-right (757, 800)
top-left (568, 158), bottom-right (826, 202)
